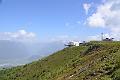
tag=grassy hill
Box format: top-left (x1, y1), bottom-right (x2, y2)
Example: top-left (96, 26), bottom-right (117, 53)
top-left (1, 41), bottom-right (120, 80)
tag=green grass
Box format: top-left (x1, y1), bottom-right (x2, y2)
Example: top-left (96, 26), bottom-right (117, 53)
top-left (1, 41), bottom-right (120, 80)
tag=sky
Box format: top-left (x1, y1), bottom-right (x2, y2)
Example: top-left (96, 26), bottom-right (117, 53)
top-left (0, 0), bottom-right (120, 66)
top-left (0, 0), bottom-right (108, 42)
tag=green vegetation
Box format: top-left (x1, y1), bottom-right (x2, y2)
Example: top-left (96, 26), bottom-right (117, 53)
top-left (1, 41), bottom-right (120, 80)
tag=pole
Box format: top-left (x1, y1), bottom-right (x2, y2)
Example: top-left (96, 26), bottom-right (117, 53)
top-left (101, 33), bottom-right (103, 41)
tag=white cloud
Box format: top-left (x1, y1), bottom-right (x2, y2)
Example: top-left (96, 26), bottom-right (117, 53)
top-left (87, 0), bottom-right (120, 33)
top-left (0, 30), bottom-right (36, 42)
top-left (83, 3), bottom-right (91, 15)
top-left (87, 2), bottom-right (112, 27)
top-left (87, 13), bottom-right (105, 27)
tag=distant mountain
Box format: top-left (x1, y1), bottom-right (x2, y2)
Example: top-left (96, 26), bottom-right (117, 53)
top-left (1, 41), bottom-right (120, 80)
top-left (0, 40), bottom-right (30, 66)
top-left (24, 41), bottom-right (65, 56)
top-left (0, 40), bottom-right (28, 60)
top-left (0, 63), bottom-right (13, 69)
top-left (0, 40), bottom-right (65, 66)
top-left (27, 55), bottom-right (42, 62)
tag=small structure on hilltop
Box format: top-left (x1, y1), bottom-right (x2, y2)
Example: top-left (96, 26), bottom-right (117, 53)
top-left (65, 41), bottom-right (88, 47)
top-left (101, 33), bottom-right (114, 41)
top-left (103, 38), bottom-right (114, 41)
top-left (79, 41), bottom-right (86, 45)
top-left (65, 41), bottom-right (80, 47)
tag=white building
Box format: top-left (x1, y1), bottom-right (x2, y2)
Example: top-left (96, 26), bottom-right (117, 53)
top-left (65, 41), bottom-right (80, 47)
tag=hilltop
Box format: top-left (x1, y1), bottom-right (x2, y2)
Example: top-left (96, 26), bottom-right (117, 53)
top-left (0, 41), bottom-right (120, 80)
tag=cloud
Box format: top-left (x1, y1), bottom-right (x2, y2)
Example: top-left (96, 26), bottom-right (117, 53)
top-left (83, 3), bottom-right (91, 15)
top-left (87, 0), bottom-right (120, 33)
top-left (0, 30), bottom-right (38, 66)
top-left (87, 13), bottom-right (106, 27)
top-left (86, 0), bottom-right (120, 40)
top-left (0, 30), bottom-right (36, 42)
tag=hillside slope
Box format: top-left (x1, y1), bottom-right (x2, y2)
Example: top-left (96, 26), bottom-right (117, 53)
top-left (1, 41), bottom-right (120, 80)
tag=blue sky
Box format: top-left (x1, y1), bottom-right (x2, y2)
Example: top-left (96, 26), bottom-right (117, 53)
top-left (0, 0), bottom-right (108, 41)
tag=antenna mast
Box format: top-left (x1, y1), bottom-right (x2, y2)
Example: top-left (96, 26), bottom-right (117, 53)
top-left (101, 33), bottom-right (103, 41)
